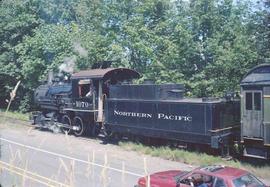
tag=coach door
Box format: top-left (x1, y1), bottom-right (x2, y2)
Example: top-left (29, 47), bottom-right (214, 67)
top-left (243, 91), bottom-right (263, 138)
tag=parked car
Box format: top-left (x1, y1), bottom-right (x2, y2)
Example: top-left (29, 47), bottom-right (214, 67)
top-left (136, 165), bottom-right (268, 187)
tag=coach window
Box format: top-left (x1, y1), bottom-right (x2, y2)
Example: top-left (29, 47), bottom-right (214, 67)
top-left (245, 92), bottom-right (252, 110)
top-left (254, 92), bottom-right (261, 111)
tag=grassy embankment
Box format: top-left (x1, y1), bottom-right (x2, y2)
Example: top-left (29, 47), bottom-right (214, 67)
top-left (0, 109), bottom-right (28, 121)
top-left (119, 142), bottom-right (270, 180)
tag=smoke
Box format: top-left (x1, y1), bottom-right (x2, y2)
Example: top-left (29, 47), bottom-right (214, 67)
top-left (59, 56), bottom-right (76, 74)
top-left (73, 42), bottom-right (88, 57)
top-left (58, 42), bottom-right (87, 74)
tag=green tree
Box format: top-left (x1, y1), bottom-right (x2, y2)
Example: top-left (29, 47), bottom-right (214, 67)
top-left (0, 0), bottom-right (41, 109)
top-left (0, 0), bottom-right (269, 111)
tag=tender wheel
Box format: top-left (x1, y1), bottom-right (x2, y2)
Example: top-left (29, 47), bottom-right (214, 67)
top-left (102, 125), bottom-right (122, 143)
top-left (73, 116), bottom-right (84, 136)
top-left (104, 126), bottom-right (113, 137)
top-left (61, 115), bottom-right (72, 134)
top-left (91, 123), bottom-right (101, 137)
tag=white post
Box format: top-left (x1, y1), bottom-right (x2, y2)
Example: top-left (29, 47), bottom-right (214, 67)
top-left (97, 80), bottom-right (103, 122)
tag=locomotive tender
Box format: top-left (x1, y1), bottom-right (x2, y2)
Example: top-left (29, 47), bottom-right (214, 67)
top-left (105, 84), bottom-right (240, 151)
top-left (32, 62), bottom-right (270, 159)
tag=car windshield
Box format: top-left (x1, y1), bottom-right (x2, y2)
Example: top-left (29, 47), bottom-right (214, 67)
top-left (174, 171), bottom-right (191, 182)
top-left (233, 173), bottom-right (265, 187)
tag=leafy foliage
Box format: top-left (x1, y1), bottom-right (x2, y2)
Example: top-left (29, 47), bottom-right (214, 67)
top-left (0, 0), bottom-right (269, 111)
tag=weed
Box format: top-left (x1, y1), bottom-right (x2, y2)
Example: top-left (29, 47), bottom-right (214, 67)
top-left (119, 141), bottom-right (270, 179)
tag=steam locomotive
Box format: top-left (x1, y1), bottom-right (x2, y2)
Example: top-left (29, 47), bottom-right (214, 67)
top-left (32, 62), bottom-right (270, 159)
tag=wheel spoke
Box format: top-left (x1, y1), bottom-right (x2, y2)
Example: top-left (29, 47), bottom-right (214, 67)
top-left (73, 116), bottom-right (84, 136)
top-left (61, 115), bottom-right (71, 134)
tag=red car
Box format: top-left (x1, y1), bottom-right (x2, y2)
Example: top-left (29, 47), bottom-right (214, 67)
top-left (136, 165), bottom-right (268, 187)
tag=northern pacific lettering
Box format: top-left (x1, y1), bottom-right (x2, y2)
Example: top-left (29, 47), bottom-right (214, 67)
top-left (113, 110), bottom-right (192, 122)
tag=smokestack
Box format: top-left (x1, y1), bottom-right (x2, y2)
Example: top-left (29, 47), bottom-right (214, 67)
top-left (48, 70), bottom-right (54, 84)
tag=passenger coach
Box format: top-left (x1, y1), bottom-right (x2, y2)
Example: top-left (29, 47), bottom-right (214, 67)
top-left (241, 64), bottom-right (270, 159)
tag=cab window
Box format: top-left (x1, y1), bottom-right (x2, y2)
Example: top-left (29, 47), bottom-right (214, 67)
top-left (78, 79), bottom-right (94, 98)
top-left (79, 84), bottom-right (90, 97)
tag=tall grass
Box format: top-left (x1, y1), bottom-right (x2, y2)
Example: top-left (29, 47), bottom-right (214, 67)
top-left (119, 141), bottom-right (270, 179)
top-left (0, 109), bottom-right (28, 121)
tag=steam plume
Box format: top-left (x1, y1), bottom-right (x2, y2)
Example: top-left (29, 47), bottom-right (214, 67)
top-left (58, 42), bottom-right (87, 74)
top-left (59, 56), bottom-right (76, 74)
top-left (73, 42), bottom-right (88, 57)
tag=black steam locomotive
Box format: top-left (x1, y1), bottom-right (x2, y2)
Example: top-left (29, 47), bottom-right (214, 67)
top-left (33, 66), bottom-right (140, 136)
top-left (32, 62), bottom-right (270, 159)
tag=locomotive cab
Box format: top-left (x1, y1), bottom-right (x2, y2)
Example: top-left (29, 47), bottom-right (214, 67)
top-left (241, 64), bottom-right (270, 159)
top-left (67, 68), bottom-right (140, 135)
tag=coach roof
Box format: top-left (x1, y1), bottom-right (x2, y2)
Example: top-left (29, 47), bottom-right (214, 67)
top-left (241, 63), bottom-right (270, 86)
top-left (71, 68), bottom-right (140, 81)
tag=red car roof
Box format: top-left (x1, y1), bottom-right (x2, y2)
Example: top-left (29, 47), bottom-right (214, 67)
top-left (214, 166), bottom-right (248, 179)
top-left (199, 166), bottom-right (248, 179)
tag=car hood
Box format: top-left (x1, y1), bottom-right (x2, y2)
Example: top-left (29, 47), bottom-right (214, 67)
top-left (150, 170), bottom-right (183, 179)
top-left (138, 170), bottom-right (185, 187)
